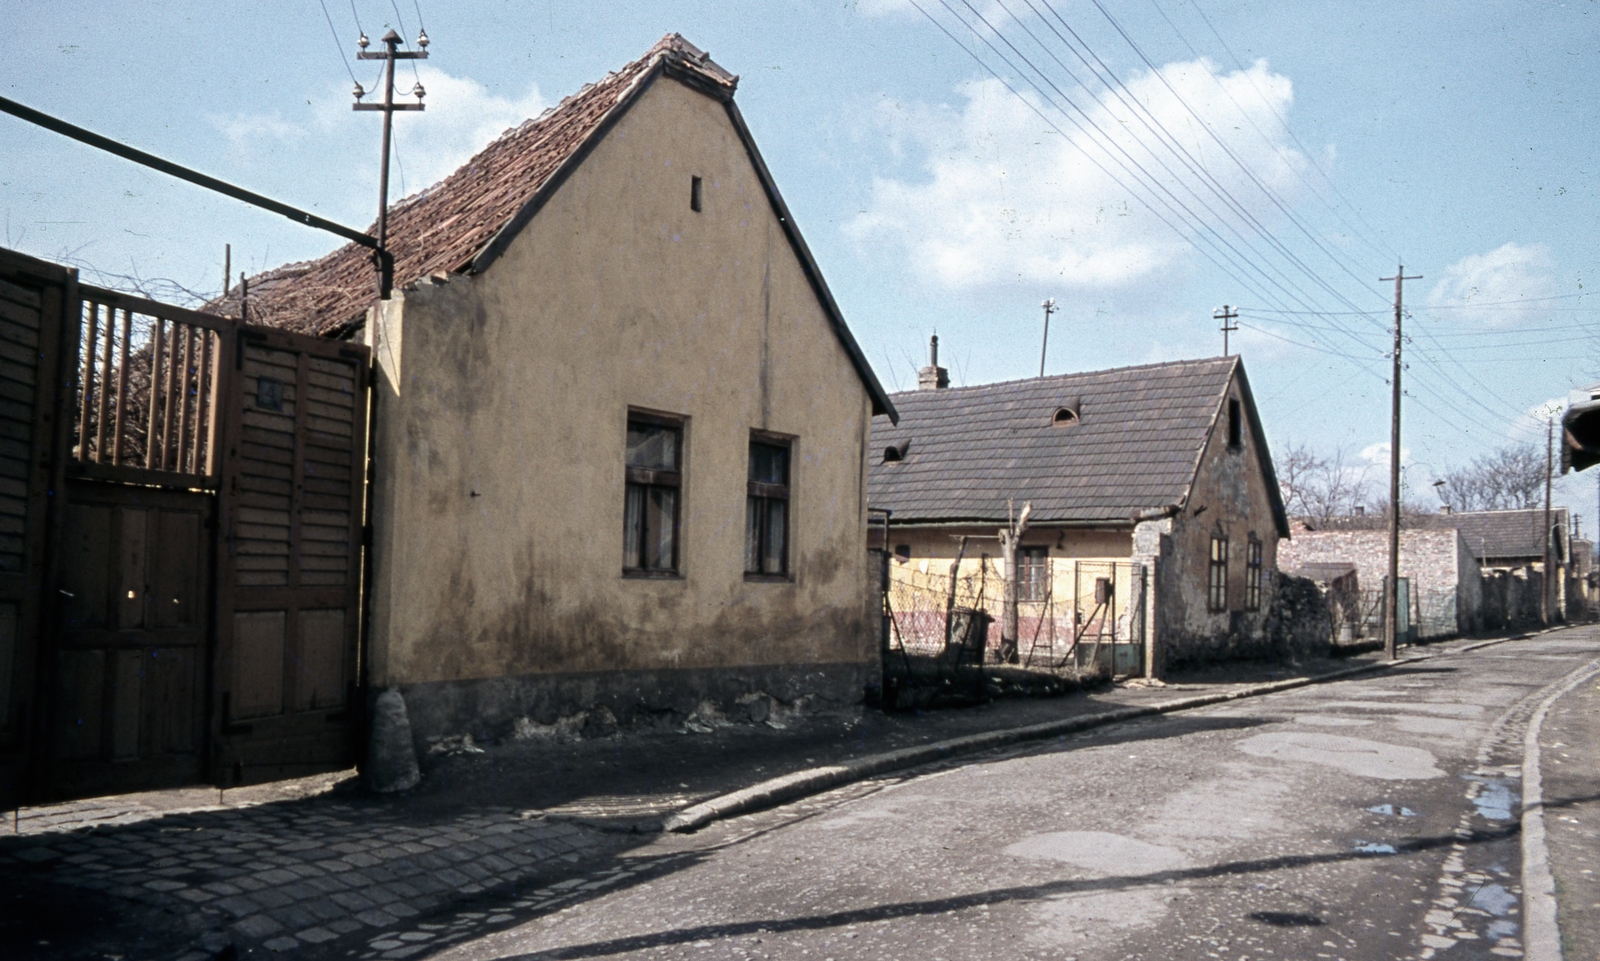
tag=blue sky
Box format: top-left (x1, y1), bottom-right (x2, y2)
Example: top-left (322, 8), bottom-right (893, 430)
top-left (5, 1), bottom-right (1599, 520)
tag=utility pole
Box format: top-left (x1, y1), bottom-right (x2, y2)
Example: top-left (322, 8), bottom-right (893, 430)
top-left (1214, 305), bottom-right (1238, 356)
top-left (1544, 416), bottom-right (1555, 624)
top-left (1380, 264), bottom-right (1421, 659)
top-left (355, 28), bottom-right (428, 298)
top-left (1039, 298), bottom-right (1058, 378)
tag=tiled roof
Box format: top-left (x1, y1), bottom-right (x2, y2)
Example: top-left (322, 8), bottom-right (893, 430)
top-left (868, 356), bottom-right (1278, 526)
top-left (208, 34), bottom-right (735, 336)
top-left (1416, 508), bottom-right (1568, 561)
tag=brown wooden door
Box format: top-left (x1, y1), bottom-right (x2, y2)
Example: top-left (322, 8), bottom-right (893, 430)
top-left (213, 326), bottom-right (369, 785)
top-left (50, 480), bottom-right (212, 797)
top-left (0, 250), bottom-right (74, 806)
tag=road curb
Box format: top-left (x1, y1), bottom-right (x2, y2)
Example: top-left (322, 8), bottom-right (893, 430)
top-left (664, 650), bottom-right (1436, 833)
top-left (1520, 653), bottom-right (1600, 961)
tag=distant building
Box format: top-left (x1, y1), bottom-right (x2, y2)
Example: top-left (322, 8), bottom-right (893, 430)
top-left (868, 352), bottom-right (1291, 673)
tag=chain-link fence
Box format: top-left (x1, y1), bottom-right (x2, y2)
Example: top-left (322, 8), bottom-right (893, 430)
top-left (879, 555), bottom-right (1145, 705)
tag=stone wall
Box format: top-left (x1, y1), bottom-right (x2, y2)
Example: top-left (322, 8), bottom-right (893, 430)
top-left (1277, 527), bottom-right (1470, 639)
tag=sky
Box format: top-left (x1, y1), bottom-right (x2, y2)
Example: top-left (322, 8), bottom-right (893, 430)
top-left (5, 1), bottom-right (1600, 523)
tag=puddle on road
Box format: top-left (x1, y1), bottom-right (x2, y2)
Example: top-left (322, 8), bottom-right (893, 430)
top-left (1463, 776), bottom-right (1519, 822)
top-left (1487, 919), bottom-right (1519, 939)
top-left (1364, 804), bottom-right (1419, 817)
top-left (1468, 882), bottom-right (1517, 916)
top-left (1352, 842), bottom-right (1397, 854)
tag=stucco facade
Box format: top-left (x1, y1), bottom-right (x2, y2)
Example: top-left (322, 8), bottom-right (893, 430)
top-left (361, 70), bottom-right (884, 743)
top-left (1136, 370), bottom-right (1283, 668)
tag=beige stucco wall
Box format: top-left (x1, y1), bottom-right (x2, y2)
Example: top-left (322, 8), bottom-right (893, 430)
top-left (363, 76), bottom-right (875, 703)
top-left (1159, 372), bottom-right (1283, 661)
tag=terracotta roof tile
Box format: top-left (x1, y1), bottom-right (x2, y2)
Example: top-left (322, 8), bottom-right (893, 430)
top-left (208, 34), bottom-right (734, 335)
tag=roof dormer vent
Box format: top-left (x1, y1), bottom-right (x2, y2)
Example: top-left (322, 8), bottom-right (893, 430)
top-left (883, 439), bottom-right (911, 463)
top-left (1051, 400), bottom-right (1080, 426)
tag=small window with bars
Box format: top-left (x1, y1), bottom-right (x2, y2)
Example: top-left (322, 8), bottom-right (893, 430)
top-left (1208, 536), bottom-right (1229, 612)
top-left (623, 414), bottom-right (683, 575)
top-left (745, 436), bottom-right (790, 577)
top-left (1018, 546), bottom-right (1049, 602)
top-left (1245, 536), bottom-right (1263, 611)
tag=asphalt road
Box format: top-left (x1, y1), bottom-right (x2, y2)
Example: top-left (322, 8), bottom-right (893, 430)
top-left (434, 629), bottom-right (1600, 961)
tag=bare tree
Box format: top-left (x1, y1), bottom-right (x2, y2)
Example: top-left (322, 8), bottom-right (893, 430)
top-left (1276, 441), bottom-right (1324, 521)
top-left (1441, 442), bottom-right (1546, 511)
top-left (1292, 445), bottom-right (1373, 526)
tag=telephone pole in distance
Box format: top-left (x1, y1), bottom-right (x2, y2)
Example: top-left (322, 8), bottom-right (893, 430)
top-left (1214, 305), bottom-right (1238, 356)
top-left (1380, 263), bottom-right (1422, 660)
top-left (1039, 298), bottom-right (1058, 378)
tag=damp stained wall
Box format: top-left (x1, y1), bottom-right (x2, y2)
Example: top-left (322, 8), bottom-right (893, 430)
top-left (361, 76), bottom-right (876, 692)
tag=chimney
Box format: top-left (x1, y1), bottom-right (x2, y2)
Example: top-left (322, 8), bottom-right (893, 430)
top-left (918, 334), bottom-right (949, 390)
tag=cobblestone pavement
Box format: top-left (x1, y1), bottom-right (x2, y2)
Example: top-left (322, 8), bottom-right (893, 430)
top-left (2, 637), bottom-right (1522, 960)
top-left (0, 785), bottom-right (688, 960)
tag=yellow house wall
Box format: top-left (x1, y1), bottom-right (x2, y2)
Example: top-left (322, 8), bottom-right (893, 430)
top-left (363, 76), bottom-right (876, 733)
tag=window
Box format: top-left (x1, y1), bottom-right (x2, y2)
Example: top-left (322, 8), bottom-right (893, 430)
top-left (623, 415), bottom-right (682, 574)
top-left (1208, 536), bottom-right (1229, 612)
top-left (745, 437), bottom-right (790, 577)
top-left (1245, 536), bottom-right (1263, 611)
top-left (690, 175), bottom-right (703, 212)
top-left (1018, 547), bottom-right (1049, 602)
top-left (1228, 398), bottom-right (1242, 449)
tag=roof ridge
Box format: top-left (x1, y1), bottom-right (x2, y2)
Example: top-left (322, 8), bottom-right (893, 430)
top-left (886, 355), bottom-right (1235, 400)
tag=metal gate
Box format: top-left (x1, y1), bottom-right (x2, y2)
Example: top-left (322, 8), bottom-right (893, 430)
top-left (0, 247), bottom-right (371, 804)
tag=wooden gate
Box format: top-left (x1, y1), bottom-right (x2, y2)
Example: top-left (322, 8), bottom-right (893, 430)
top-left (3, 247), bottom-right (371, 803)
top-left (0, 250), bottom-right (75, 805)
top-left (212, 327), bottom-right (369, 786)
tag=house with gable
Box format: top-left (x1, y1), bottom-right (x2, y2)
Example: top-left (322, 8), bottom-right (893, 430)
top-left (868, 347), bottom-right (1294, 673)
top-left (223, 35), bottom-right (897, 754)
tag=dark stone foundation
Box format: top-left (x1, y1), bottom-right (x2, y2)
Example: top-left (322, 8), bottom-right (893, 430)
top-left (392, 661), bottom-right (874, 756)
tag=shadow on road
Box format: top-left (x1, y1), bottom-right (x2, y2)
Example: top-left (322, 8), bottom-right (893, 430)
top-left (488, 824), bottom-right (1521, 961)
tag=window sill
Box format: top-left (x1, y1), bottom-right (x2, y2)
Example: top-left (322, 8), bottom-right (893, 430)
top-left (622, 569), bottom-right (683, 580)
top-left (743, 572), bottom-right (793, 584)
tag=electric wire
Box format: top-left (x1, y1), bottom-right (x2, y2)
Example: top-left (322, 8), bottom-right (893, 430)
top-left (1079, 0), bottom-right (1394, 319)
top-left (318, 0), bottom-right (361, 87)
top-left (911, 0), bottom-right (1315, 320)
top-left (937, 0), bottom-right (1369, 331)
top-left (1182, 0), bottom-right (1396, 262)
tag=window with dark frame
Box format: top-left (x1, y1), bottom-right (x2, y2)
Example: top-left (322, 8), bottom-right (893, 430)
top-left (1018, 546), bottom-right (1049, 602)
top-left (1245, 536), bottom-right (1263, 611)
top-left (745, 437), bottom-right (790, 577)
top-left (690, 176), bottom-right (703, 212)
top-left (1228, 398), bottom-right (1242, 449)
top-left (623, 415), bottom-right (682, 574)
top-left (1208, 535), bottom-right (1229, 612)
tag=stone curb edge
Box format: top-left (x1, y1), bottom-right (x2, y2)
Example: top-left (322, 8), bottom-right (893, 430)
top-left (662, 641), bottom-right (1511, 834)
top-left (1519, 652), bottom-right (1600, 961)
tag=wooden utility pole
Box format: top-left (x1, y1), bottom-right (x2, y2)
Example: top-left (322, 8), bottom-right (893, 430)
top-left (998, 499), bottom-right (1032, 664)
top-left (1214, 305), bottom-right (1238, 356)
top-left (355, 28), bottom-right (428, 298)
top-left (1039, 299), bottom-right (1058, 378)
top-left (1380, 264), bottom-right (1421, 659)
top-left (1544, 416), bottom-right (1555, 623)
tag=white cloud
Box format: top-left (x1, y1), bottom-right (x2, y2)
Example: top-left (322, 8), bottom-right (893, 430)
top-left (1425, 242), bottom-right (1558, 327)
top-left (847, 58), bottom-right (1307, 291)
top-left (1360, 442), bottom-right (1410, 466)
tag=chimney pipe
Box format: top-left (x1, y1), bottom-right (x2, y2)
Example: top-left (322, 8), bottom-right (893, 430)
top-left (918, 334), bottom-right (950, 390)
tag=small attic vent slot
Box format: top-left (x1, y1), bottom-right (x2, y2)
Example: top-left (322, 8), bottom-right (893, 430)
top-left (883, 439), bottom-right (911, 463)
top-left (1052, 407), bottom-right (1078, 426)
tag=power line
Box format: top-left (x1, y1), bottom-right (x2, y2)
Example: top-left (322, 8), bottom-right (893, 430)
top-left (318, 0), bottom-right (361, 87)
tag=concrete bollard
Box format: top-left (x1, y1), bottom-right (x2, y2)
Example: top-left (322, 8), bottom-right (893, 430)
top-left (366, 688), bottom-right (421, 793)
